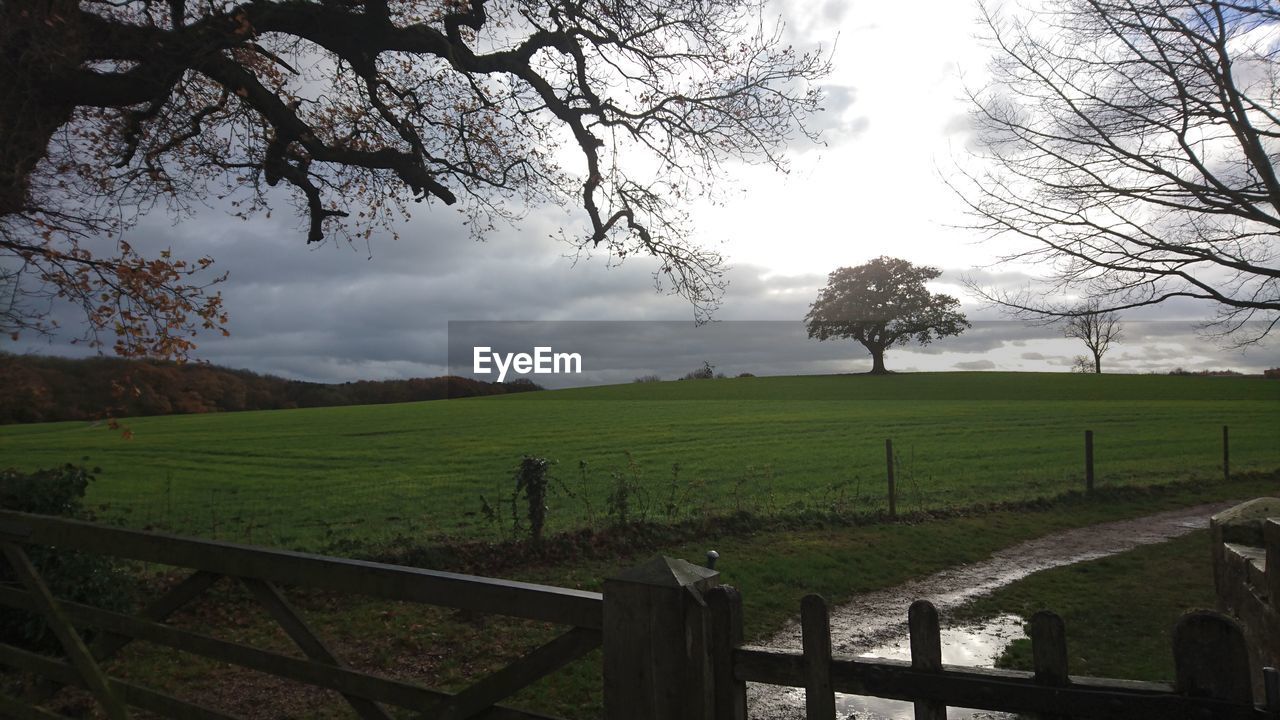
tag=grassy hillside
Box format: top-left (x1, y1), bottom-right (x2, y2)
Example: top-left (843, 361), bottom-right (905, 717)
top-left (1, 372), bottom-right (1276, 549)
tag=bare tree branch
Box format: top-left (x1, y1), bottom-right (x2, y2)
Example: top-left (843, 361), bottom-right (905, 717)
top-left (955, 0), bottom-right (1280, 345)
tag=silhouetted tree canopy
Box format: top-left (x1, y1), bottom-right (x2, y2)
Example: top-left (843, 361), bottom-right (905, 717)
top-left (1, 0), bottom-right (829, 356)
top-left (804, 257), bottom-right (970, 374)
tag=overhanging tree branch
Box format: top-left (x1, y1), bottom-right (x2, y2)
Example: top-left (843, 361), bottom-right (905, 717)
top-left (955, 0), bottom-right (1280, 345)
top-left (2, 0), bottom-right (830, 353)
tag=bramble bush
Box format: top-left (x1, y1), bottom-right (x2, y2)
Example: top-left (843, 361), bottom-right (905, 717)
top-left (0, 464), bottom-right (131, 652)
top-left (511, 456), bottom-right (551, 543)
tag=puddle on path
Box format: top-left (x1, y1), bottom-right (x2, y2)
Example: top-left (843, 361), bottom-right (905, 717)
top-left (837, 614), bottom-right (1025, 720)
top-left (751, 614), bottom-right (1025, 720)
top-left (748, 500), bottom-right (1236, 719)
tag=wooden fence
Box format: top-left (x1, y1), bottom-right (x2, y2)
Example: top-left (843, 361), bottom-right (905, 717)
top-left (712, 591), bottom-right (1280, 720)
top-left (0, 509), bottom-right (604, 719)
top-left (2, 507), bottom-right (1279, 719)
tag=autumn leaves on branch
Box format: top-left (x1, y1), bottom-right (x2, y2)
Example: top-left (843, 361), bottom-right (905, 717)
top-left (1, 0), bottom-right (830, 357)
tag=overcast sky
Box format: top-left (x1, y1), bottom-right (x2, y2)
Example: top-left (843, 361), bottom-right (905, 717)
top-left (12, 0), bottom-right (1279, 382)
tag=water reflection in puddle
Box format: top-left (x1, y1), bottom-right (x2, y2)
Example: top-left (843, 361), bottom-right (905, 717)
top-left (835, 614), bottom-right (1025, 720)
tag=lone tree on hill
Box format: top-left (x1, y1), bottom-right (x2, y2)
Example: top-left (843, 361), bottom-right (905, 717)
top-left (1063, 302), bottom-right (1123, 374)
top-left (0, 0), bottom-right (829, 358)
top-left (956, 0), bottom-right (1280, 345)
top-left (805, 257), bottom-right (970, 374)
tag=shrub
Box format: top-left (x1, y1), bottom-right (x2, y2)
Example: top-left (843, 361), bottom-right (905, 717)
top-left (633, 374), bottom-right (662, 383)
top-left (511, 456), bottom-right (551, 542)
top-left (736, 372), bottom-right (755, 378)
top-left (606, 453), bottom-right (652, 525)
top-left (0, 464), bottom-right (131, 652)
top-left (1169, 367), bottom-right (1243, 377)
top-left (681, 361), bottom-right (716, 380)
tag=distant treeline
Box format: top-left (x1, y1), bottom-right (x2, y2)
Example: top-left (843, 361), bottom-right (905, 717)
top-left (0, 353), bottom-right (541, 424)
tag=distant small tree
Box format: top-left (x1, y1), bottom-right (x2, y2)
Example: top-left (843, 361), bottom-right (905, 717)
top-left (805, 257), bottom-right (969, 374)
top-left (1063, 303), bottom-right (1123, 374)
top-left (1071, 355), bottom-right (1094, 374)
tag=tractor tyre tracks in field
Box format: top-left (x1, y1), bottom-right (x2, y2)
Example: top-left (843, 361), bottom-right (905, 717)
top-left (748, 500), bottom-right (1239, 720)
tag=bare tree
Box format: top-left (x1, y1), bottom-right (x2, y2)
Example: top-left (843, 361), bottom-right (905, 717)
top-left (1063, 302), bottom-right (1123, 373)
top-left (955, 0), bottom-right (1280, 345)
top-left (0, 0), bottom-right (829, 357)
top-left (1071, 354), bottom-right (1095, 373)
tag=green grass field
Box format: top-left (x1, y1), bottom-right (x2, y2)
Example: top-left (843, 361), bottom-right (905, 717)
top-left (1, 372), bottom-right (1276, 549)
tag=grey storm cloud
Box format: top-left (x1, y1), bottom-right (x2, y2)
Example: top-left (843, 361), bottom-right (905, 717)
top-left (804, 85), bottom-right (870, 147)
top-left (13, 196), bottom-right (839, 382)
top-left (940, 112), bottom-right (989, 155)
top-left (822, 0), bottom-right (849, 23)
top-left (11, 188), bottom-right (1278, 383)
top-left (907, 321), bottom-right (1059, 355)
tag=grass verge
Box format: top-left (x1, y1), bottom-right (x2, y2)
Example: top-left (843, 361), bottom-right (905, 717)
top-left (955, 530), bottom-right (1217, 682)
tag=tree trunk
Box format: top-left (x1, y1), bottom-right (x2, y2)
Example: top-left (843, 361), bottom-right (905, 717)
top-left (0, 0), bottom-right (81, 216)
top-left (1093, 352), bottom-right (1102, 374)
top-left (867, 345), bottom-right (888, 374)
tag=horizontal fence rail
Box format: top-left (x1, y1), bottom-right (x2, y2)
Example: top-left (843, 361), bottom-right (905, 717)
top-left (0, 509), bottom-right (602, 628)
top-left (726, 592), bottom-right (1278, 720)
top-left (0, 509), bottom-right (605, 720)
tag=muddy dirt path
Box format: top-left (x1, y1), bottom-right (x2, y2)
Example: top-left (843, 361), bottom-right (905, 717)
top-left (749, 500), bottom-right (1236, 719)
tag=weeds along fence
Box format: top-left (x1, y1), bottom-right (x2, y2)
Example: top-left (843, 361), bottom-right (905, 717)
top-left (91, 423), bottom-right (1276, 551)
top-left (1, 508), bottom-right (1277, 719)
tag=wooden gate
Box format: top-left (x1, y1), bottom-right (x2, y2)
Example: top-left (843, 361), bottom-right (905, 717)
top-left (0, 509), bottom-right (602, 719)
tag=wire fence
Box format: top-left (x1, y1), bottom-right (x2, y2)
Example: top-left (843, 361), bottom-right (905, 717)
top-left (87, 424), bottom-right (1279, 552)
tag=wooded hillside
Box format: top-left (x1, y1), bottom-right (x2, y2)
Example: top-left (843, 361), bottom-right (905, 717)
top-left (0, 354), bottom-right (539, 424)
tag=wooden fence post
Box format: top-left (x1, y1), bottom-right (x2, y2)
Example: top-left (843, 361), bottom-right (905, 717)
top-left (603, 556), bottom-right (720, 720)
top-left (801, 594), bottom-right (835, 720)
top-left (908, 600), bottom-right (945, 720)
top-left (1265, 667), bottom-right (1280, 713)
top-left (1031, 611), bottom-right (1068, 687)
top-left (1266, 519), bottom-right (1280, 615)
top-left (1084, 430), bottom-right (1094, 493)
top-left (1030, 611), bottom-right (1068, 720)
top-left (1222, 425), bottom-right (1230, 482)
top-left (1173, 610), bottom-right (1253, 705)
top-left (708, 587), bottom-right (746, 720)
top-left (885, 439), bottom-right (897, 518)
